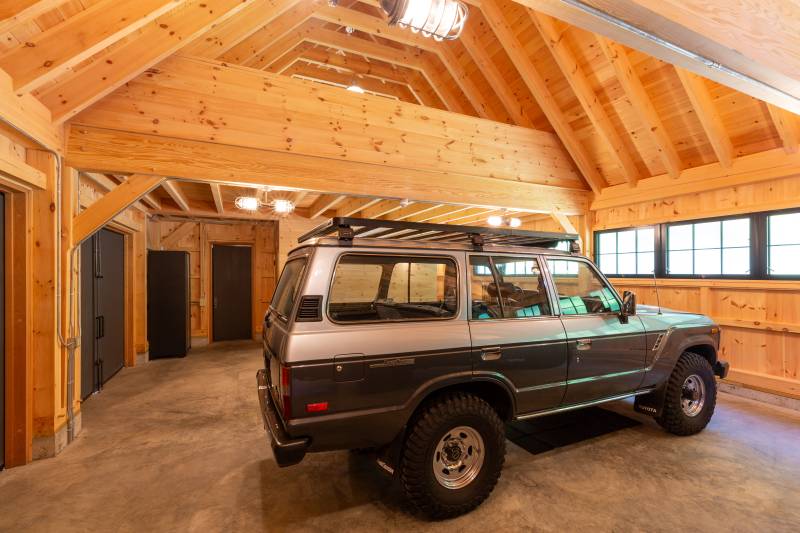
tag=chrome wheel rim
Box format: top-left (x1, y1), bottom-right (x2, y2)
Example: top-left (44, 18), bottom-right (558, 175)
top-left (681, 374), bottom-right (706, 417)
top-left (432, 425), bottom-right (485, 490)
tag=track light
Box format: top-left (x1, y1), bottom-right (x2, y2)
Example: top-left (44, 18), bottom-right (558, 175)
top-left (380, 0), bottom-right (469, 41)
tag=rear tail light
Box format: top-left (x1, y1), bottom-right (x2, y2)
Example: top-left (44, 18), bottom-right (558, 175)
top-left (280, 364), bottom-right (292, 420)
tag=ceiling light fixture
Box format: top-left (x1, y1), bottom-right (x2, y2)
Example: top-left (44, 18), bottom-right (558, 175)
top-left (234, 196), bottom-right (260, 211)
top-left (272, 198), bottom-right (295, 214)
top-left (346, 83), bottom-right (365, 94)
top-left (234, 190), bottom-right (295, 216)
top-left (380, 0), bottom-right (469, 41)
top-left (487, 213), bottom-right (522, 228)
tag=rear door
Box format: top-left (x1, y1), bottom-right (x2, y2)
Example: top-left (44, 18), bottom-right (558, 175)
top-left (468, 254), bottom-right (568, 414)
top-left (545, 256), bottom-right (647, 405)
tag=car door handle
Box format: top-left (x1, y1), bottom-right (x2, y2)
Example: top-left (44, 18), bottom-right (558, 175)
top-left (576, 338), bottom-right (592, 350)
top-left (481, 347), bottom-right (502, 361)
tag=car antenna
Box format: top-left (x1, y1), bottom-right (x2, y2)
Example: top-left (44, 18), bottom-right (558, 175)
top-left (652, 269), bottom-right (662, 315)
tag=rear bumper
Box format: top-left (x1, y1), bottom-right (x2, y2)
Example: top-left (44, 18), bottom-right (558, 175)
top-left (256, 369), bottom-right (309, 467)
top-left (714, 360), bottom-right (730, 379)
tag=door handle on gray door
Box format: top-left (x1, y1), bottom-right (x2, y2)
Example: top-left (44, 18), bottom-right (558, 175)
top-left (481, 347), bottom-right (502, 361)
top-left (576, 338), bottom-right (592, 350)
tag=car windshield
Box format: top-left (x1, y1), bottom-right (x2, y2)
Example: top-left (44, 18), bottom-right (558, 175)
top-left (271, 258), bottom-right (307, 320)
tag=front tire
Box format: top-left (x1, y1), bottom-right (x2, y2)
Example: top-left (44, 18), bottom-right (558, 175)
top-left (400, 392), bottom-right (505, 519)
top-left (657, 351), bottom-right (717, 436)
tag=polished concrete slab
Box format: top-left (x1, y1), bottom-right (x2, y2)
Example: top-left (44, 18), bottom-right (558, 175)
top-left (1, 341), bottom-right (798, 532)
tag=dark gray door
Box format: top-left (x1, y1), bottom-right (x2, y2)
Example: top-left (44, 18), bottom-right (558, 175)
top-left (80, 229), bottom-right (125, 399)
top-left (545, 257), bottom-right (647, 405)
top-left (80, 238), bottom-right (96, 400)
top-left (212, 245), bottom-right (252, 341)
top-left (97, 229), bottom-right (125, 382)
top-left (0, 193), bottom-right (5, 469)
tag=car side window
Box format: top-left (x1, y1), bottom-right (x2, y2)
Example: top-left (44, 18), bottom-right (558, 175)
top-left (328, 254), bottom-right (458, 322)
top-left (469, 256), bottom-right (553, 319)
top-left (546, 258), bottom-right (620, 315)
top-left (469, 256), bottom-right (502, 319)
top-left (492, 257), bottom-right (553, 318)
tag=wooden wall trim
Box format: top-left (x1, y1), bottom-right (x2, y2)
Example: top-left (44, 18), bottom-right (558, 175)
top-left (592, 148), bottom-right (800, 211)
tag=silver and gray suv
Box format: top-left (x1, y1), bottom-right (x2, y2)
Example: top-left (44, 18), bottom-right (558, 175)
top-left (257, 217), bottom-right (728, 518)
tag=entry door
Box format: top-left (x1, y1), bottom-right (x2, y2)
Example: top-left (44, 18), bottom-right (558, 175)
top-left (97, 229), bottom-right (125, 381)
top-left (80, 229), bottom-right (125, 399)
top-left (0, 193), bottom-right (5, 468)
top-left (545, 257), bottom-right (647, 405)
top-left (212, 245), bottom-right (252, 341)
top-left (468, 255), bottom-right (568, 414)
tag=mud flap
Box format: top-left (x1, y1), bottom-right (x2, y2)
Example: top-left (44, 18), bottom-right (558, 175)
top-left (634, 385), bottom-right (667, 418)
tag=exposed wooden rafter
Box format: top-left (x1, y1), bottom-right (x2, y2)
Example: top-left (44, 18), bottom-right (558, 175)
top-left (675, 67), bottom-right (734, 168)
top-left (210, 183), bottom-right (224, 214)
top-left (767, 104), bottom-right (800, 155)
top-left (162, 180), bottom-right (191, 211)
top-left (37, 0), bottom-right (267, 123)
top-left (597, 37), bottom-right (682, 179)
top-left (479, 0), bottom-right (606, 193)
top-left (531, 11), bottom-right (639, 186)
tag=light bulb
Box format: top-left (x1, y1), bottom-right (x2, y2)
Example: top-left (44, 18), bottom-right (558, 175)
top-left (509, 217), bottom-right (522, 228)
top-left (234, 196), bottom-right (259, 211)
top-left (487, 215), bottom-right (503, 227)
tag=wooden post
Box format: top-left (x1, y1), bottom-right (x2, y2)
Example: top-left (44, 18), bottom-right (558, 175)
top-left (26, 149), bottom-right (62, 456)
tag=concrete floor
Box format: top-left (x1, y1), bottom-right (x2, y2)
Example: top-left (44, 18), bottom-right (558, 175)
top-left (1, 341), bottom-right (799, 532)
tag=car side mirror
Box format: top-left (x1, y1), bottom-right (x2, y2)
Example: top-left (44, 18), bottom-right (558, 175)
top-left (620, 291), bottom-right (636, 323)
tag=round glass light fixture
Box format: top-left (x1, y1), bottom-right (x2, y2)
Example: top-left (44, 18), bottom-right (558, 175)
top-left (487, 215), bottom-right (503, 227)
top-left (272, 198), bottom-right (295, 214)
top-left (234, 196), bottom-right (260, 211)
top-left (380, 0), bottom-right (469, 41)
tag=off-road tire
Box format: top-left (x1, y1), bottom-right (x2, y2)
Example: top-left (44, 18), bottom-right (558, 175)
top-left (400, 392), bottom-right (505, 519)
top-left (657, 351), bottom-right (717, 436)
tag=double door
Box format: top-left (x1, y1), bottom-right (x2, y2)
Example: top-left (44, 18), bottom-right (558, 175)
top-left (468, 254), bottom-right (647, 416)
top-left (80, 229), bottom-right (125, 400)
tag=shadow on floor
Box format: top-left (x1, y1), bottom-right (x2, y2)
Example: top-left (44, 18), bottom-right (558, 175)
top-left (506, 407), bottom-right (640, 455)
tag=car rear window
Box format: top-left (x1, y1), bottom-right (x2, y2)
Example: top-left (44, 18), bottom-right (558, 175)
top-left (271, 258), bottom-right (307, 320)
top-left (329, 254), bottom-right (457, 322)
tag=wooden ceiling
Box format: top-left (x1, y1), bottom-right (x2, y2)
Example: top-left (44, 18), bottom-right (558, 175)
top-left (2, 0), bottom-right (798, 224)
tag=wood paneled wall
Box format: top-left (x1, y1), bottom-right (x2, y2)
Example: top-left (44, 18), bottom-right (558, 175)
top-left (147, 219), bottom-right (278, 340)
top-left (593, 173), bottom-right (800, 399)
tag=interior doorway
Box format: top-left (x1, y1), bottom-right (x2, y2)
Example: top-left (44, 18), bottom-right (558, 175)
top-left (211, 244), bottom-right (252, 341)
top-left (80, 228), bottom-right (125, 400)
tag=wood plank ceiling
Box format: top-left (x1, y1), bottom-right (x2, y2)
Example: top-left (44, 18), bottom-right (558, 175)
top-left (1, 0), bottom-right (797, 225)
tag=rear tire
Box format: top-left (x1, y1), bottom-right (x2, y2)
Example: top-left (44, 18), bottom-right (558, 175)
top-left (657, 351), bottom-right (717, 436)
top-left (400, 392), bottom-right (505, 519)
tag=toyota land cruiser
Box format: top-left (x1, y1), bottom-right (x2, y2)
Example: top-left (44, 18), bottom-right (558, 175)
top-left (257, 217), bottom-right (728, 518)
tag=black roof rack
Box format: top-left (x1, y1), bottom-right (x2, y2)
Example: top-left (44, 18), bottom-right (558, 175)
top-left (298, 217), bottom-right (580, 252)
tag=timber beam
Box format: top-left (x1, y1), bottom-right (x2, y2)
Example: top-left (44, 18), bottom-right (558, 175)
top-left (73, 174), bottom-right (165, 245)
